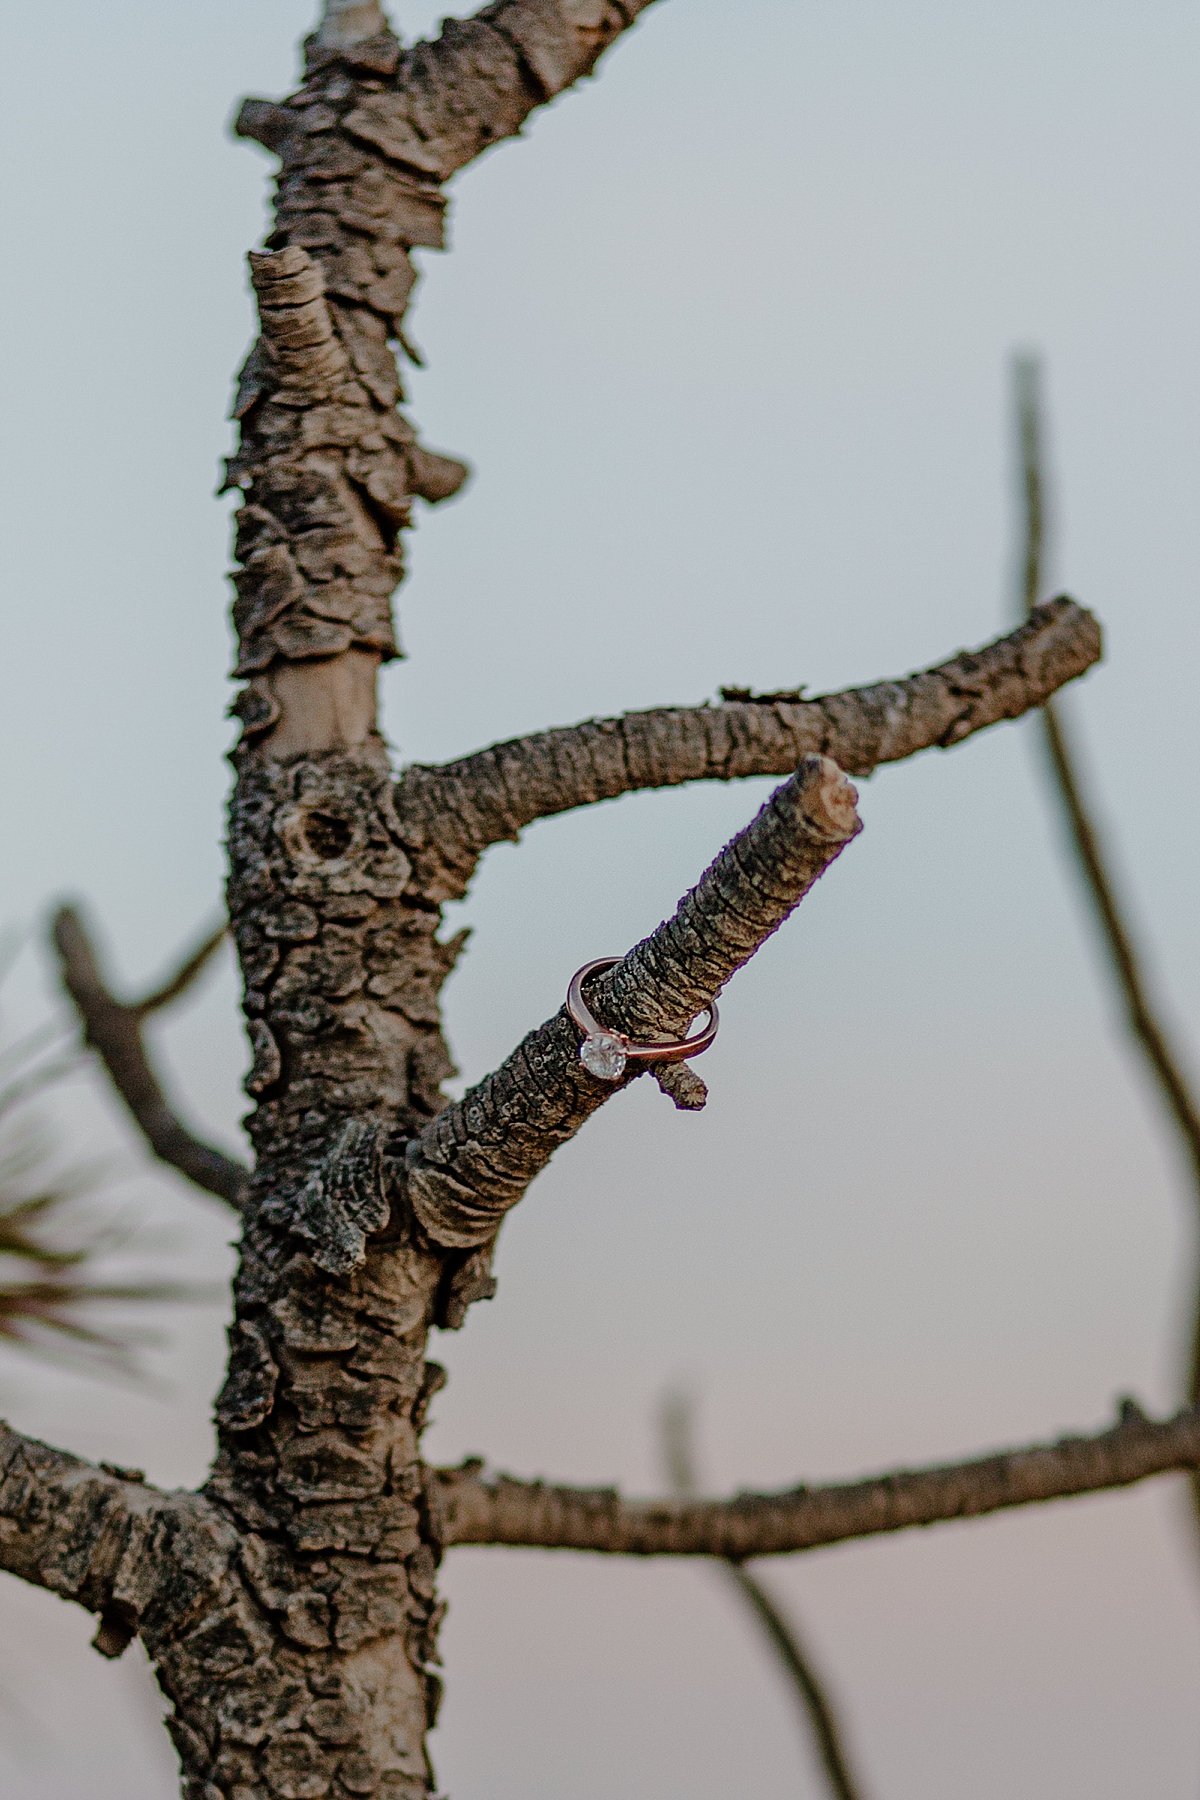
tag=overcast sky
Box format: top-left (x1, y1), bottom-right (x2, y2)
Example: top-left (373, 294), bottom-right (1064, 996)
top-left (2, 2), bottom-right (1199, 1796)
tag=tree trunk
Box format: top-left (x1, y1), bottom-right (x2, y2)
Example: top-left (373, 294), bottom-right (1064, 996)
top-left (161, 10), bottom-right (665, 1791)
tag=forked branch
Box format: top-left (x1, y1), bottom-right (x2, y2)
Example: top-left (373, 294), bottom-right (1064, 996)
top-left (395, 598), bottom-right (1102, 899)
top-left (52, 906), bottom-right (247, 1211)
top-left (437, 1399), bottom-right (1200, 1556)
top-left (391, 756), bottom-right (860, 1256)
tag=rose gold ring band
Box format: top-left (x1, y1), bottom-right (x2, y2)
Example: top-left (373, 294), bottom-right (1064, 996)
top-left (566, 957), bottom-right (719, 1082)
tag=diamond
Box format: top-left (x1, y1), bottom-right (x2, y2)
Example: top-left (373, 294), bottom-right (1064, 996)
top-left (579, 1031), bottom-right (627, 1081)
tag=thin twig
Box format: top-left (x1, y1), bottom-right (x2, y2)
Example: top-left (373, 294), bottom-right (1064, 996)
top-left (51, 906), bottom-right (247, 1211)
top-left (661, 1395), bottom-right (871, 1800)
top-left (133, 921), bottom-right (227, 1019)
top-left (1012, 355), bottom-right (1200, 1529)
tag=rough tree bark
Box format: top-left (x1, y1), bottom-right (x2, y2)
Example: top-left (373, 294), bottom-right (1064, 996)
top-left (4, 5), bottom-right (1175, 1798)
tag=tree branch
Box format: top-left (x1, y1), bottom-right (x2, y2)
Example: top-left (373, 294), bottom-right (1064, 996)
top-left (723, 1570), bottom-right (871, 1800)
top-left (1013, 368), bottom-right (1200, 1191)
top-left (133, 921), bottom-right (229, 1019)
top-left (0, 1420), bottom-right (238, 1662)
top-left (380, 756), bottom-right (858, 1259)
top-left (51, 906), bottom-right (248, 1212)
top-left (662, 1395), bottom-right (871, 1800)
top-left (436, 1399), bottom-right (1200, 1556)
top-left (394, 598), bottom-right (1102, 900)
top-left (1012, 356), bottom-right (1200, 1535)
top-left (337, 1), bottom-right (662, 183)
top-left (0, 1420), bottom-right (143, 1604)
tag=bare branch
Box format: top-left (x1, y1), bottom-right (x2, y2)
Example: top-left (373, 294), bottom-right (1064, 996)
top-left (1014, 368), bottom-right (1200, 1191)
top-left (394, 598), bottom-right (1102, 900)
top-left (437, 1399), bottom-right (1200, 1556)
top-left (1013, 356), bottom-right (1047, 618)
top-left (385, 756), bottom-right (859, 1259)
top-left (338, 1), bottom-right (662, 182)
top-left (0, 1420), bottom-right (147, 1603)
top-left (132, 922), bottom-right (228, 1020)
top-left (51, 906), bottom-right (248, 1212)
top-left (0, 1420), bottom-right (235, 1661)
top-left (662, 1395), bottom-right (871, 1800)
top-left (650, 1060), bottom-right (708, 1111)
top-left (723, 1571), bottom-right (871, 1800)
top-left (0, 1423), bottom-right (151, 1636)
top-left (1013, 356), bottom-right (1200, 1538)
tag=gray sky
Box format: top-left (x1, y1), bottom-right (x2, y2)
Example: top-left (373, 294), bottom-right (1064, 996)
top-left (1, 2), bottom-right (1198, 1795)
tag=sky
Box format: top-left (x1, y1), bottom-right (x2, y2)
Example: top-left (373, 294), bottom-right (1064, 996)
top-left (1, 1), bottom-right (1199, 1795)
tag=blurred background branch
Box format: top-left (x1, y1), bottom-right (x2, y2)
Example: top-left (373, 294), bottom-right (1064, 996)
top-left (660, 1392), bottom-right (872, 1800)
top-left (51, 906), bottom-right (246, 1211)
top-left (1013, 353), bottom-right (1200, 1534)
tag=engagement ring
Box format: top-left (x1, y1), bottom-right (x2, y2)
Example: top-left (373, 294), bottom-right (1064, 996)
top-left (566, 957), bottom-right (719, 1082)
